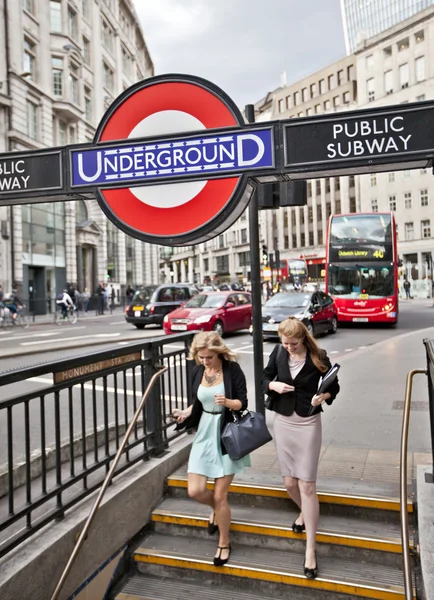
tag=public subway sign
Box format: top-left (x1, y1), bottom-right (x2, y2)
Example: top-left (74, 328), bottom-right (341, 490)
top-left (0, 151), bottom-right (62, 195)
top-left (1, 74), bottom-right (434, 246)
top-left (283, 103), bottom-right (434, 176)
top-left (70, 127), bottom-right (274, 188)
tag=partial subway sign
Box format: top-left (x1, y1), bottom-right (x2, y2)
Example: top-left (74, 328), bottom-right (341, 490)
top-left (284, 103), bottom-right (434, 171)
top-left (70, 127), bottom-right (274, 188)
top-left (0, 151), bottom-right (62, 196)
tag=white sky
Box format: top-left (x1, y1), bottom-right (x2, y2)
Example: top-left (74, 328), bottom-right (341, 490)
top-left (132, 0), bottom-right (346, 109)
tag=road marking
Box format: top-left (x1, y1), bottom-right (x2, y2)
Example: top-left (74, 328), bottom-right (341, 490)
top-left (330, 350), bottom-right (339, 354)
top-left (345, 348), bottom-right (353, 352)
top-left (21, 333), bottom-right (121, 346)
top-left (110, 321), bottom-right (126, 325)
top-left (0, 328), bottom-right (86, 342)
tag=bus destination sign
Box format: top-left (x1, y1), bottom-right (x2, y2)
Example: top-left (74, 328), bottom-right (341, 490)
top-left (329, 245), bottom-right (393, 262)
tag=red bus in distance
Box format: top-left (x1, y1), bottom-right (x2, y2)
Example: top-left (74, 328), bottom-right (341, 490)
top-left (325, 212), bottom-right (398, 324)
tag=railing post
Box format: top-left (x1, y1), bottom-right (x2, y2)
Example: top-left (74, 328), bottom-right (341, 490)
top-left (145, 344), bottom-right (165, 455)
top-left (423, 339), bottom-right (434, 482)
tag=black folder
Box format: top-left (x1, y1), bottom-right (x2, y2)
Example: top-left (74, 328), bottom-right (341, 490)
top-left (317, 363), bottom-right (340, 395)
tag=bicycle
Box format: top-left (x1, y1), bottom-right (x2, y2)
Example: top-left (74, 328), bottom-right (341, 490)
top-left (0, 305), bottom-right (29, 329)
top-left (55, 305), bottom-right (78, 325)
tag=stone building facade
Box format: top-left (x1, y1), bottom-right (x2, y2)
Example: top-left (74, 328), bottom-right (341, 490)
top-left (0, 0), bottom-right (154, 310)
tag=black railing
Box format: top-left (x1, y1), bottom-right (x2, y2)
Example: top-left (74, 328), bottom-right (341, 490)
top-left (0, 332), bottom-right (194, 559)
top-left (423, 338), bottom-right (434, 481)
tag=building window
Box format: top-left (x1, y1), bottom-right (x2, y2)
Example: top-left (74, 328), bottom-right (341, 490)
top-left (349, 175), bottom-right (355, 187)
top-left (22, 0), bottom-right (35, 13)
top-left (367, 78), bottom-right (375, 102)
top-left (371, 199), bottom-right (378, 212)
top-left (343, 91), bottom-right (350, 104)
top-left (403, 169), bottom-right (411, 179)
top-left (399, 63), bottom-right (409, 88)
top-left (102, 19), bottom-right (114, 53)
top-left (315, 104), bottom-right (321, 113)
top-left (58, 120), bottom-right (67, 144)
top-left (398, 37), bottom-right (410, 52)
top-left (405, 222), bottom-right (414, 240)
top-left (383, 45), bottom-right (392, 57)
top-left (300, 209), bottom-right (305, 225)
top-left (310, 83), bottom-right (317, 98)
top-left (415, 30), bottom-right (424, 43)
top-left (384, 70), bottom-right (393, 94)
top-left (103, 61), bottom-right (114, 92)
top-left (121, 45), bottom-right (133, 79)
top-left (308, 206), bottom-right (313, 222)
top-left (337, 69), bottom-right (344, 85)
top-left (316, 180), bottom-right (321, 195)
top-left (286, 95), bottom-right (291, 109)
top-left (82, 0), bottom-right (91, 20)
top-left (84, 85), bottom-right (92, 121)
top-left (370, 174), bottom-right (377, 187)
top-left (68, 6), bottom-right (78, 39)
top-left (300, 233), bottom-right (306, 246)
top-left (27, 100), bottom-right (38, 139)
top-left (302, 88), bottom-right (308, 102)
top-left (240, 228), bottom-right (247, 244)
top-left (328, 74), bottom-right (335, 90)
top-left (297, 111), bottom-right (304, 117)
top-left (349, 198), bottom-right (356, 213)
top-left (389, 195), bottom-right (396, 211)
top-left (319, 79), bottom-right (325, 94)
top-left (388, 172), bottom-right (395, 182)
top-left (216, 255), bottom-right (229, 273)
top-left (324, 99), bottom-right (331, 111)
top-left (203, 258), bottom-right (209, 272)
top-left (52, 56), bottom-right (63, 95)
top-left (284, 235), bottom-right (289, 248)
top-left (294, 91), bottom-right (300, 106)
top-left (69, 62), bottom-right (79, 104)
top-left (366, 54), bottom-right (374, 68)
top-left (306, 108), bottom-right (313, 116)
top-left (69, 126), bottom-right (76, 144)
top-left (50, 0), bottom-right (62, 32)
top-left (238, 251), bottom-right (250, 267)
top-left (420, 189), bottom-right (429, 206)
top-left (347, 65), bottom-right (355, 80)
top-left (318, 230), bottom-right (323, 244)
top-left (416, 94), bottom-right (426, 101)
top-left (278, 99), bottom-right (284, 112)
top-left (415, 56), bottom-right (425, 82)
top-left (23, 38), bottom-right (36, 81)
top-left (404, 192), bottom-right (412, 209)
top-left (333, 95), bottom-right (340, 107)
top-left (422, 220), bottom-right (431, 238)
top-left (83, 37), bottom-right (91, 65)
top-left (335, 199), bottom-right (341, 213)
top-left (218, 234), bottom-right (225, 249)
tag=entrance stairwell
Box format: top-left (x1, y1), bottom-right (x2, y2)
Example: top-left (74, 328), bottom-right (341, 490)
top-left (110, 465), bottom-right (419, 600)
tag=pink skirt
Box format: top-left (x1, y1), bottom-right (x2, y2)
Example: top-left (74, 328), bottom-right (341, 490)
top-left (273, 412), bottom-right (322, 481)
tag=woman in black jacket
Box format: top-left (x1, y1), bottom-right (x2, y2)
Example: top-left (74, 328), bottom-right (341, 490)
top-left (174, 331), bottom-right (250, 566)
top-left (262, 317), bottom-right (339, 579)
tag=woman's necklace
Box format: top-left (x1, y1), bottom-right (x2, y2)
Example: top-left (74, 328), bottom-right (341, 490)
top-left (204, 369), bottom-right (220, 385)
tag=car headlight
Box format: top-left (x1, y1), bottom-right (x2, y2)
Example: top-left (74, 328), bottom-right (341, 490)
top-left (194, 315), bottom-right (212, 324)
top-left (293, 312), bottom-right (306, 319)
top-left (163, 314), bottom-right (169, 323)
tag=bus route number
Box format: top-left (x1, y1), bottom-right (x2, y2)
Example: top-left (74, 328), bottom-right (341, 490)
top-left (373, 250), bottom-right (385, 259)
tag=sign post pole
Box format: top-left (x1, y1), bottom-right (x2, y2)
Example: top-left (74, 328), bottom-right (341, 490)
top-left (245, 104), bottom-right (264, 415)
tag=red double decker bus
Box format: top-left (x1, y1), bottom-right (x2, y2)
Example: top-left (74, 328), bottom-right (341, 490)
top-left (325, 212), bottom-right (398, 324)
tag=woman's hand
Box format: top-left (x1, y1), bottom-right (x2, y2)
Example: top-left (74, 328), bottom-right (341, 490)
top-left (311, 392), bottom-right (330, 407)
top-left (172, 408), bottom-right (188, 423)
top-left (214, 393), bottom-right (227, 407)
top-left (269, 381), bottom-right (295, 394)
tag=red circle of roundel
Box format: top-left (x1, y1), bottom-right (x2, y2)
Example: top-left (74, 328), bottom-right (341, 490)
top-left (96, 82), bottom-right (242, 237)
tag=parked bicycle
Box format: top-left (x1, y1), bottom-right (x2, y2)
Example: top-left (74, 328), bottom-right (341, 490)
top-left (0, 305), bottom-right (29, 329)
top-left (54, 305), bottom-right (78, 325)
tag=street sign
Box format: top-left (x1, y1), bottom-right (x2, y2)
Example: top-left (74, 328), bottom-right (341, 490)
top-left (91, 74), bottom-right (268, 245)
top-left (0, 150), bottom-right (63, 202)
top-left (283, 102), bottom-right (434, 177)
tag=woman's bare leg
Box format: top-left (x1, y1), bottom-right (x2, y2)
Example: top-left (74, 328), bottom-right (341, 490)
top-left (213, 474), bottom-right (235, 560)
top-left (283, 475), bottom-right (303, 525)
top-left (298, 479), bottom-right (319, 569)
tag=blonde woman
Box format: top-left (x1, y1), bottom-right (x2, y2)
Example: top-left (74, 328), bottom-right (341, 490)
top-left (174, 331), bottom-right (251, 566)
top-left (262, 317), bottom-right (339, 579)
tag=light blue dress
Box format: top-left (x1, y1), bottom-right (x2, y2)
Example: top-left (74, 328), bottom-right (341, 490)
top-left (188, 382), bottom-right (251, 478)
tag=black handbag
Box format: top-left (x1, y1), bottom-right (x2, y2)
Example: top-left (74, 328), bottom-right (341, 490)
top-left (221, 410), bottom-right (272, 460)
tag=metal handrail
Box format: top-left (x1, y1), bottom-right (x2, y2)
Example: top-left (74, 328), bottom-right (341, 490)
top-left (49, 364), bottom-right (168, 600)
top-left (400, 368), bottom-right (427, 600)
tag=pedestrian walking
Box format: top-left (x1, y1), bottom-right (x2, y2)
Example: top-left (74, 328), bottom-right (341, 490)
top-left (173, 331), bottom-right (251, 567)
top-left (96, 281), bottom-right (105, 314)
top-left (110, 284), bottom-right (116, 311)
top-left (82, 287), bottom-right (91, 312)
top-left (262, 317), bottom-right (340, 580)
top-left (403, 278), bottom-right (412, 299)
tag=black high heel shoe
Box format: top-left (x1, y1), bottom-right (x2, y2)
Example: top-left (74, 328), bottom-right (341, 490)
top-left (303, 554), bottom-right (318, 579)
top-left (213, 544), bottom-right (231, 567)
top-left (291, 519), bottom-right (305, 533)
top-left (207, 512), bottom-right (218, 535)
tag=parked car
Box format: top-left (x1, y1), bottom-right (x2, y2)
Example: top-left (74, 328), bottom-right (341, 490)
top-left (163, 291), bottom-right (252, 337)
top-left (125, 284), bottom-right (199, 329)
top-left (261, 291), bottom-right (338, 339)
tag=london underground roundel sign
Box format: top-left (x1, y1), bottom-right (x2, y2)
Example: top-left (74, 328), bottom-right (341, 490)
top-left (93, 74), bottom-right (256, 246)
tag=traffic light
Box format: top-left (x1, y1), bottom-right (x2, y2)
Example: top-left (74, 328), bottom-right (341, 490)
top-left (261, 245), bottom-right (268, 265)
top-left (257, 181), bottom-right (307, 210)
top-left (269, 253), bottom-right (274, 269)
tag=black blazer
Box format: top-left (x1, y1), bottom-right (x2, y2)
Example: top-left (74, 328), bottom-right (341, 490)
top-left (262, 345), bottom-right (339, 417)
top-left (175, 359), bottom-right (248, 455)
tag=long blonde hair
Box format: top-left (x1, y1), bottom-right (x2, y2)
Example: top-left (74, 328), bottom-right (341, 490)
top-left (278, 317), bottom-right (327, 373)
top-left (188, 331), bottom-right (237, 364)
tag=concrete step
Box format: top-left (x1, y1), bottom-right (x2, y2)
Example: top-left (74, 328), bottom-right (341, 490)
top-left (166, 475), bottom-right (413, 522)
top-left (130, 532), bottom-right (414, 600)
top-left (150, 497), bottom-right (411, 566)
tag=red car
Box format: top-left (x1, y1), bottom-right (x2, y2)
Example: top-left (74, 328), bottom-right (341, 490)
top-left (163, 291), bottom-right (252, 337)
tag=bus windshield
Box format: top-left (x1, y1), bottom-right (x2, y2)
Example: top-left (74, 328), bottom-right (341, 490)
top-left (328, 265), bottom-right (394, 299)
